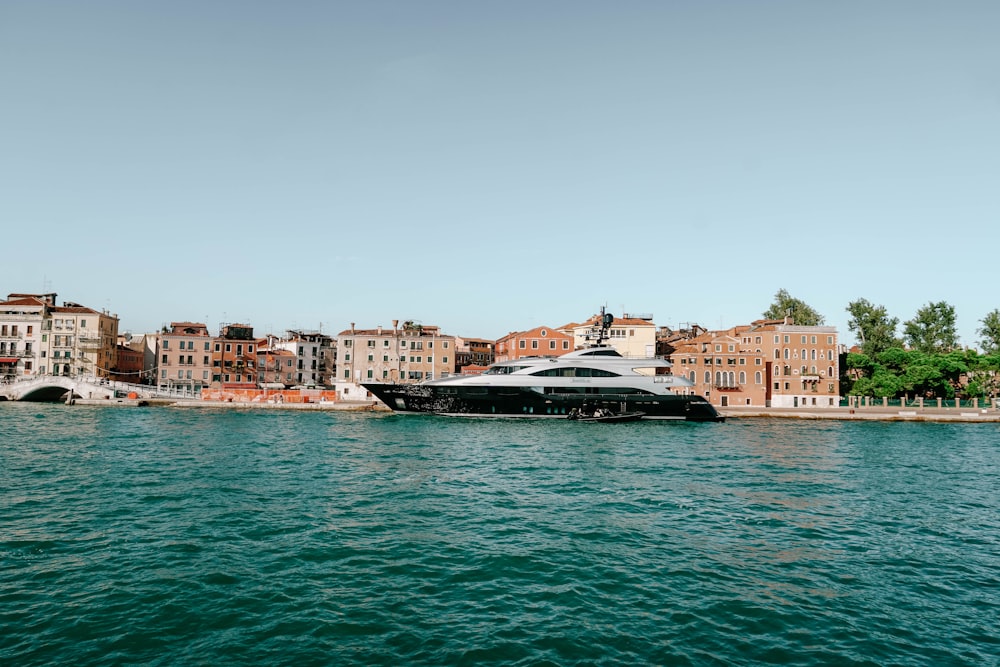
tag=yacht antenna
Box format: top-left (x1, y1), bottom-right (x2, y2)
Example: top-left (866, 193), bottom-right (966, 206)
top-left (587, 305), bottom-right (614, 347)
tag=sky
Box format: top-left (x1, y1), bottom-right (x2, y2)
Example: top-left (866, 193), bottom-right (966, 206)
top-left (2, 1), bottom-right (998, 348)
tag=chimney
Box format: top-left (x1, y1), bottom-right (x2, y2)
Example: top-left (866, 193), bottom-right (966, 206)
top-left (351, 322), bottom-right (355, 334)
top-left (377, 325), bottom-right (382, 335)
top-left (393, 319), bottom-right (399, 333)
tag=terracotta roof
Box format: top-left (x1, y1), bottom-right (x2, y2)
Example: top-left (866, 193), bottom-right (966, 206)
top-left (0, 296), bottom-right (48, 307)
top-left (51, 305), bottom-right (100, 315)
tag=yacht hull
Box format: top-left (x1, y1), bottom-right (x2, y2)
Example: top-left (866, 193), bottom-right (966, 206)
top-left (362, 383), bottom-right (724, 422)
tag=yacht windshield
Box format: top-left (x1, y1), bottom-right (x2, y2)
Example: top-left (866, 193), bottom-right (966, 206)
top-left (483, 365), bottom-right (527, 375)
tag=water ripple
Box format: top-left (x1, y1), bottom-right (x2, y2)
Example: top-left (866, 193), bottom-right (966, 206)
top-left (1, 404), bottom-right (998, 665)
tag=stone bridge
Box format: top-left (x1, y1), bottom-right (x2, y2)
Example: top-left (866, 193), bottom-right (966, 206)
top-left (0, 377), bottom-right (194, 402)
top-left (0, 376), bottom-right (116, 402)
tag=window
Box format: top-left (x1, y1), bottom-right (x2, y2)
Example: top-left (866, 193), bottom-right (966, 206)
top-left (442, 356), bottom-right (448, 363)
top-left (163, 340), bottom-right (169, 349)
top-left (801, 335), bottom-right (807, 344)
top-left (739, 371), bottom-right (746, 384)
top-left (755, 371), bottom-right (762, 384)
top-left (27, 326), bottom-right (32, 335)
top-left (162, 354), bottom-right (168, 363)
top-left (443, 341), bottom-right (449, 349)
top-left (563, 341), bottom-right (569, 350)
top-left (550, 341), bottom-right (556, 349)
top-left (704, 371), bottom-right (711, 383)
top-left (519, 340), bottom-right (526, 349)
top-left (532, 340), bottom-right (538, 349)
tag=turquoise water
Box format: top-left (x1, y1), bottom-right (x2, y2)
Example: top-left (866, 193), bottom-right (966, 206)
top-left (2, 404), bottom-right (998, 666)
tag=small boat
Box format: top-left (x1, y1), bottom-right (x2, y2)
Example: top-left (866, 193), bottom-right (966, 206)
top-left (568, 409), bottom-right (645, 423)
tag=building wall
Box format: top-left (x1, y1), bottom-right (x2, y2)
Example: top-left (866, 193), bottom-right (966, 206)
top-left (336, 322), bottom-right (456, 385)
top-left (566, 315), bottom-right (657, 357)
top-left (495, 326), bottom-right (573, 362)
top-left (665, 319), bottom-right (840, 408)
top-left (158, 322), bottom-right (213, 392)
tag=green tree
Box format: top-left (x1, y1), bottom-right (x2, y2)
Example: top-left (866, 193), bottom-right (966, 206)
top-left (977, 309), bottom-right (1000, 354)
top-left (762, 289), bottom-right (825, 326)
top-left (903, 301), bottom-right (959, 353)
top-left (845, 298), bottom-right (900, 357)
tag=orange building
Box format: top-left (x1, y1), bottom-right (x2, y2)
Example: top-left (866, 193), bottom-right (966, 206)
top-left (663, 318), bottom-right (840, 408)
top-left (495, 325), bottom-right (573, 362)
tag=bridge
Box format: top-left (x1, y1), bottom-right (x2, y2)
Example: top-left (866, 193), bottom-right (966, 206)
top-left (0, 376), bottom-right (198, 403)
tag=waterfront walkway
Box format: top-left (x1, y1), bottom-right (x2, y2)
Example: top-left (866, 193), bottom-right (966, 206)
top-left (721, 405), bottom-right (1000, 422)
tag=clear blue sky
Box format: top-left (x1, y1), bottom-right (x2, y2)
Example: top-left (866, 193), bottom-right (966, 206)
top-left (3, 1), bottom-right (998, 348)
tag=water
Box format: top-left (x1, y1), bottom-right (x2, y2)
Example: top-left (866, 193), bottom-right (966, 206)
top-left (2, 404), bottom-right (998, 666)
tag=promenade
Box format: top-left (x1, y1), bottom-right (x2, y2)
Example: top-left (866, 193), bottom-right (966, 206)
top-left (721, 404), bottom-right (1000, 422)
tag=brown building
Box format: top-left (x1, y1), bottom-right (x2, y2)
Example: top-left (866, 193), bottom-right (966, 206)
top-left (158, 322), bottom-right (213, 393)
top-left (113, 341), bottom-right (144, 384)
top-left (495, 325), bottom-right (573, 362)
top-left (257, 345), bottom-right (297, 388)
top-left (663, 318), bottom-right (840, 408)
top-left (212, 323), bottom-right (257, 390)
top-left (454, 336), bottom-right (495, 373)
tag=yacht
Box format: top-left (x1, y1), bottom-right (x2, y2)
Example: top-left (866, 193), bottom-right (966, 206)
top-left (362, 312), bottom-right (724, 422)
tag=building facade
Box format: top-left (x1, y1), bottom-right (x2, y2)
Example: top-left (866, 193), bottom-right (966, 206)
top-left (562, 313), bottom-right (657, 358)
top-left (495, 326), bottom-right (573, 362)
top-left (212, 323), bottom-right (258, 390)
top-left (158, 322), bottom-right (213, 393)
top-left (663, 318), bottom-right (840, 408)
top-left (336, 320), bottom-right (456, 387)
top-left (454, 336), bottom-right (495, 373)
top-left (0, 293), bottom-right (118, 381)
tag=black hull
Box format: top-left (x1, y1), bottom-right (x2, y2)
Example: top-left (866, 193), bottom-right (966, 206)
top-left (361, 383), bottom-right (725, 422)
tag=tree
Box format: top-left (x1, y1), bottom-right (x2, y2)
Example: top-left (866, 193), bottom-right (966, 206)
top-left (762, 289), bottom-right (825, 326)
top-left (845, 298), bottom-right (900, 357)
top-left (903, 301), bottom-right (959, 353)
top-left (977, 309), bottom-right (1000, 354)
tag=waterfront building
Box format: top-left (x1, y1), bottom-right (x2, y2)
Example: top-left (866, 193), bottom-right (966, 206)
top-left (0, 293), bottom-right (118, 380)
top-left (561, 312), bottom-right (658, 358)
top-left (495, 326), bottom-right (573, 363)
top-left (662, 317), bottom-right (840, 408)
top-left (212, 323), bottom-right (257, 390)
top-left (454, 336), bottom-right (495, 373)
top-left (158, 322), bottom-right (213, 393)
top-left (335, 320), bottom-right (455, 396)
top-left (275, 329), bottom-right (334, 387)
top-left (256, 344), bottom-right (296, 388)
top-left (113, 341), bottom-right (144, 384)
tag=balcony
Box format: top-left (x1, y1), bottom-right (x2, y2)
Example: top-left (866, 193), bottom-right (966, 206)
top-left (79, 336), bottom-right (103, 350)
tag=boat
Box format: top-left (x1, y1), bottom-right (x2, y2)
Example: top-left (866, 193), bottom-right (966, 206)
top-left (361, 309), bottom-right (725, 422)
top-left (568, 408), bottom-right (646, 423)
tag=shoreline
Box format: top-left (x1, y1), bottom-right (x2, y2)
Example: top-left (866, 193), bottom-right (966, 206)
top-left (720, 405), bottom-right (1000, 422)
top-left (52, 398), bottom-right (1000, 422)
